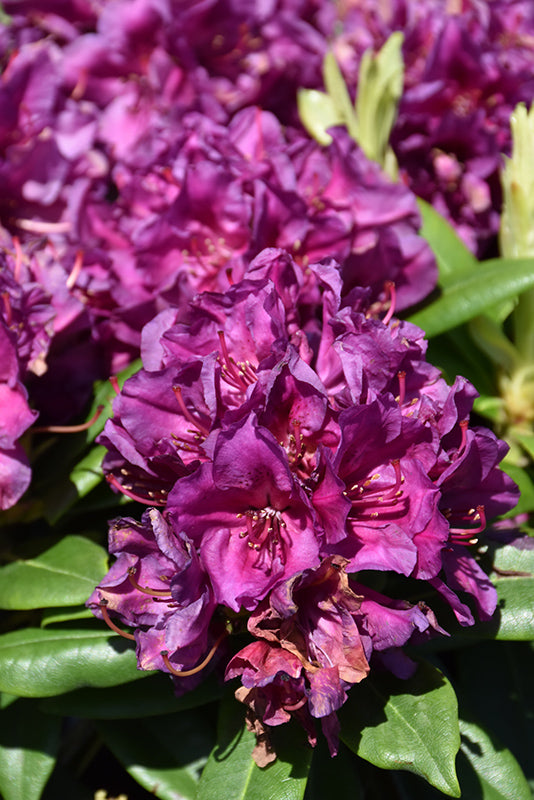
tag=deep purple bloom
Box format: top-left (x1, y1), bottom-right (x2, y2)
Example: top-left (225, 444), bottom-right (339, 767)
top-left (320, 0), bottom-right (534, 254)
top-left (167, 414), bottom-right (323, 611)
top-left (87, 508), bottom-right (219, 680)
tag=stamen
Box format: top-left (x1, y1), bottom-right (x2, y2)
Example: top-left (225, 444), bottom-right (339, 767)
top-left (348, 461), bottom-right (403, 504)
top-left (216, 330), bottom-right (253, 391)
top-left (97, 599), bottom-right (136, 640)
top-left (161, 631), bottom-right (227, 677)
top-left (397, 370), bottom-right (406, 406)
top-left (127, 567), bottom-right (173, 598)
top-left (458, 419), bottom-right (469, 455)
top-left (449, 505), bottom-right (486, 543)
top-left (1, 292), bottom-right (12, 326)
top-left (12, 236), bottom-right (22, 282)
top-left (14, 218), bottom-right (71, 234)
top-left (172, 386), bottom-right (210, 438)
top-left (109, 376), bottom-right (120, 394)
top-left (66, 250), bottom-right (84, 289)
top-left (106, 474), bottom-right (166, 506)
top-left (255, 105), bottom-right (265, 160)
top-left (285, 697), bottom-right (307, 712)
top-left (383, 281), bottom-right (397, 325)
top-left (32, 405), bottom-right (104, 434)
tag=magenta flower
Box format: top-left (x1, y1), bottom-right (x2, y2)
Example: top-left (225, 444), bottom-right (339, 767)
top-left (167, 414), bottom-right (323, 611)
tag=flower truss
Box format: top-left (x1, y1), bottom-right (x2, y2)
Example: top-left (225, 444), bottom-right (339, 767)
top-left (88, 248), bottom-right (517, 761)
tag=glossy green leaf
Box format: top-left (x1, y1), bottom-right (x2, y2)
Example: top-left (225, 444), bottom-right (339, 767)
top-left (0, 693), bottom-right (18, 709)
top-left (40, 358), bottom-right (142, 523)
top-left (456, 642), bottom-right (534, 790)
top-left (339, 660), bottom-right (461, 797)
top-left (69, 444), bottom-right (106, 499)
top-left (493, 576), bottom-right (534, 640)
top-left (98, 710), bottom-right (216, 800)
top-left (510, 428), bottom-right (534, 461)
top-left (304, 741), bottom-right (362, 800)
top-left (458, 717), bottom-right (531, 800)
top-left (468, 314), bottom-right (520, 373)
top-left (501, 463), bottom-right (534, 516)
top-left (0, 698), bottom-right (60, 800)
top-left (0, 627), bottom-right (150, 697)
top-left (41, 672), bottom-right (222, 718)
top-left (197, 696), bottom-right (312, 800)
top-left (84, 357), bottom-right (143, 445)
top-left (40, 606), bottom-right (94, 627)
top-left (426, 328), bottom-right (497, 396)
top-left (0, 535), bottom-right (108, 609)
top-left (473, 395), bottom-right (506, 423)
top-left (490, 540), bottom-right (534, 575)
top-left (408, 257), bottom-right (534, 337)
top-left (417, 199), bottom-right (478, 286)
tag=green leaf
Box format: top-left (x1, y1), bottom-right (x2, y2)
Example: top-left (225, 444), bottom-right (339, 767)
top-left (493, 576), bottom-right (534, 640)
top-left (69, 444), bottom-right (107, 499)
top-left (473, 395), bottom-right (506, 423)
top-left (490, 540), bottom-right (534, 576)
top-left (0, 535), bottom-right (108, 610)
top-left (84, 357), bottom-right (143, 445)
top-left (500, 463), bottom-right (534, 516)
top-left (40, 606), bottom-right (95, 627)
top-left (297, 88), bottom-right (342, 145)
top-left (323, 50), bottom-right (358, 141)
top-left (354, 32), bottom-right (403, 176)
top-left (304, 741), bottom-right (363, 800)
top-left (0, 627), bottom-right (150, 697)
top-left (41, 672), bottom-right (222, 718)
top-left (426, 328), bottom-right (497, 396)
top-left (0, 698), bottom-right (60, 800)
top-left (456, 642), bottom-right (534, 790)
top-left (510, 427), bottom-right (534, 461)
top-left (339, 660), bottom-right (461, 797)
top-left (458, 717), bottom-right (531, 800)
top-left (197, 695), bottom-right (312, 800)
top-left (408, 257), bottom-right (534, 337)
top-left (39, 358), bottom-right (142, 524)
top-left (98, 710), bottom-right (216, 800)
top-left (467, 314), bottom-right (520, 373)
top-left (417, 199), bottom-right (478, 286)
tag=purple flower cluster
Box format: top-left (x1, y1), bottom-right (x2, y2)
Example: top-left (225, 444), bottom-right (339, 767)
top-left (320, 0), bottom-right (534, 254)
top-left (88, 248), bottom-right (517, 756)
top-left (0, 2), bottom-right (439, 508)
top-left (0, 0), bottom-right (522, 759)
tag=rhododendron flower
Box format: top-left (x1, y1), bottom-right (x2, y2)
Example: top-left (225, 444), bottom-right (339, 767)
top-left (89, 247), bottom-right (518, 758)
top-left (319, 0), bottom-right (534, 254)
